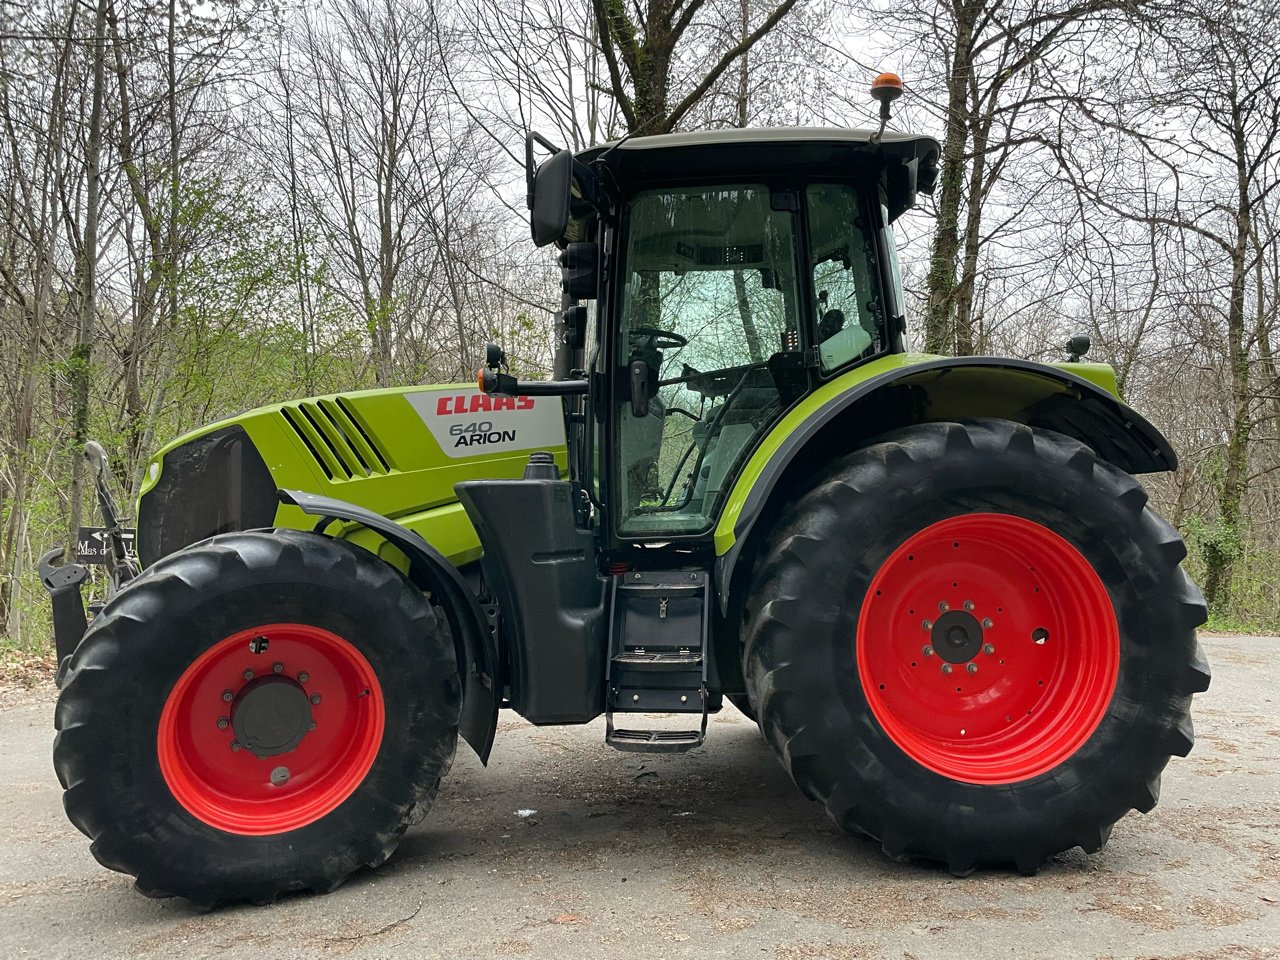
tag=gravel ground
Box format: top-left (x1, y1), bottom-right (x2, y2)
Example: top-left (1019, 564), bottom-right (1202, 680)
top-left (1, 634), bottom-right (1278, 960)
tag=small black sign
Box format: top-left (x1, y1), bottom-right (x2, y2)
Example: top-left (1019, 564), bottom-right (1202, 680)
top-left (76, 527), bottom-right (136, 565)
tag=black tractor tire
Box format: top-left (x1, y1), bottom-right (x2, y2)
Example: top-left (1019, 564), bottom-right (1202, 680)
top-left (54, 529), bottom-right (460, 905)
top-left (742, 418), bottom-right (1210, 875)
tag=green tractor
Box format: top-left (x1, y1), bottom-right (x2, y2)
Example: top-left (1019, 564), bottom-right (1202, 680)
top-left (44, 88), bottom-right (1209, 905)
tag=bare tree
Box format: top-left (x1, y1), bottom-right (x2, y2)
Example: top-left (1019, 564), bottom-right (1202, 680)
top-left (66, 0), bottom-right (110, 553)
top-left (450, 0), bottom-right (620, 153)
top-left (0, 0), bottom-right (79, 631)
top-left (266, 0), bottom-right (505, 386)
top-left (591, 0), bottom-right (804, 134)
top-left (1049, 0), bottom-right (1280, 613)
top-left (832, 0), bottom-right (1145, 353)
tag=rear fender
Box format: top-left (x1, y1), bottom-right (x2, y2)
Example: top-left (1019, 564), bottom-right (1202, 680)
top-left (714, 356), bottom-right (1177, 615)
top-left (280, 489), bottom-right (499, 763)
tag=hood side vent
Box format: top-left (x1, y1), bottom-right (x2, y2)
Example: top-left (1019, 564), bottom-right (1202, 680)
top-left (330, 397), bottom-right (392, 472)
top-left (281, 406), bottom-right (342, 479)
top-left (281, 399), bottom-right (392, 481)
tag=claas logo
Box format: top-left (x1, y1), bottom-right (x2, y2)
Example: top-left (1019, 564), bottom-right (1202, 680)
top-left (435, 394), bottom-right (534, 415)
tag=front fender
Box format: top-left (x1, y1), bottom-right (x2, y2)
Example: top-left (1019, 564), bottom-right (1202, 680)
top-left (713, 355), bottom-right (1177, 614)
top-left (280, 489), bottom-right (499, 763)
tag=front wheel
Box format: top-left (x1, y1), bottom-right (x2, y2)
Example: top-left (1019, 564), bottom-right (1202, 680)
top-left (743, 419), bottom-right (1210, 875)
top-left (54, 529), bottom-right (461, 905)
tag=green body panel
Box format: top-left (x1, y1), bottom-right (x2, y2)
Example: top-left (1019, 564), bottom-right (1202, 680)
top-left (1055, 362), bottom-right (1119, 396)
top-left (713, 355), bottom-right (1122, 555)
top-left (140, 383), bottom-right (569, 567)
top-left (141, 360), bottom-right (1121, 567)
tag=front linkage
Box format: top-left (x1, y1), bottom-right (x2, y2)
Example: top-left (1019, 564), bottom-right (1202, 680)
top-left (40, 442), bottom-right (138, 669)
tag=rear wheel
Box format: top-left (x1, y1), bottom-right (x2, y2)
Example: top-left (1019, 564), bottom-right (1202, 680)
top-left (743, 419), bottom-right (1210, 874)
top-left (54, 529), bottom-right (460, 905)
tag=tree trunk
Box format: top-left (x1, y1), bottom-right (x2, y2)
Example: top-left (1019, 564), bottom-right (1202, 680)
top-left (67, 0), bottom-right (111, 555)
top-left (922, 4), bottom-right (976, 354)
top-left (107, 3), bottom-right (167, 486)
top-left (952, 114), bottom-right (989, 356)
top-left (733, 270), bottom-right (764, 362)
top-left (1201, 124), bottom-right (1254, 615)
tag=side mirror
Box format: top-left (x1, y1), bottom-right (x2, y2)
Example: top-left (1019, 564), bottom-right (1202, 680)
top-left (884, 157), bottom-right (919, 222)
top-left (530, 149), bottom-right (573, 247)
top-left (1067, 333), bottom-right (1091, 362)
top-left (917, 152), bottom-right (939, 194)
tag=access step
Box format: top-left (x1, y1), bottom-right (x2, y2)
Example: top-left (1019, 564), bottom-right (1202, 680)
top-left (604, 569), bottom-right (712, 752)
top-left (612, 651), bottom-right (702, 670)
top-left (605, 727), bottom-right (704, 753)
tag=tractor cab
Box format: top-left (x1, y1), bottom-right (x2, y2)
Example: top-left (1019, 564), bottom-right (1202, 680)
top-left (484, 127), bottom-right (939, 548)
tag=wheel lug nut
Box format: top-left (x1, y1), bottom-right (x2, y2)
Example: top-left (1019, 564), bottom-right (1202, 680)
top-left (308, 722), bottom-right (317, 732)
top-left (982, 618), bottom-right (994, 629)
top-left (217, 717), bottom-right (229, 730)
top-left (966, 663), bottom-right (978, 674)
top-left (298, 672), bottom-right (309, 683)
top-left (230, 740), bottom-right (242, 752)
top-left (310, 693), bottom-right (322, 705)
top-left (983, 643), bottom-right (995, 655)
top-left (963, 600), bottom-right (975, 611)
top-left (922, 620), bottom-right (933, 631)
top-left (941, 663), bottom-right (953, 675)
top-left (272, 662), bottom-right (284, 674)
top-left (923, 645), bottom-right (935, 657)
top-left (938, 601), bottom-right (950, 612)
top-left (242, 669), bottom-right (254, 681)
top-left (221, 690), bottom-right (234, 702)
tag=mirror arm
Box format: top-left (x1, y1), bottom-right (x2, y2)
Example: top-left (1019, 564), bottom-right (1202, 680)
top-left (478, 368), bottom-right (587, 397)
top-left (571, 158), bottom-right (605, 213)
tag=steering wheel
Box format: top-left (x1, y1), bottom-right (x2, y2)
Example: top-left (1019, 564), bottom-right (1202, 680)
top-left (629, 326), bottom-right (688, 350)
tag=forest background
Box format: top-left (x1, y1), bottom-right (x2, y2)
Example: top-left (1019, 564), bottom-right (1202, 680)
top-left (2, 0), bottom-right (1278, 650)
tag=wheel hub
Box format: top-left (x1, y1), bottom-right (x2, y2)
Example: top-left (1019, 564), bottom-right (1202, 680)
top-left (931, 610), bottom-right (984, 664)
top-left (231, 676), bottom-right (313, 757)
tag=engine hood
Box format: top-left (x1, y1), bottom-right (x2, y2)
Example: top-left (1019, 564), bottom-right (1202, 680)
top-left (137, 383), bottom-right (568, 567)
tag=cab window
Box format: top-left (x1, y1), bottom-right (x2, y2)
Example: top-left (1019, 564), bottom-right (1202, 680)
top-left (807, 184), bottom-right (886, 373)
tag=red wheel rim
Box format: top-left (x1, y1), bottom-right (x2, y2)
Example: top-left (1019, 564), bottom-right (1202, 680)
top-left (857, 513), bottom-right (1119, 784)
top-left (157, 623), bottom-right (384, 834)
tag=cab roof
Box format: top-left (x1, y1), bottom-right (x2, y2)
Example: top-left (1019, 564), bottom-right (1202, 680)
top-left (576, 126), bottom-right (940, 222)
